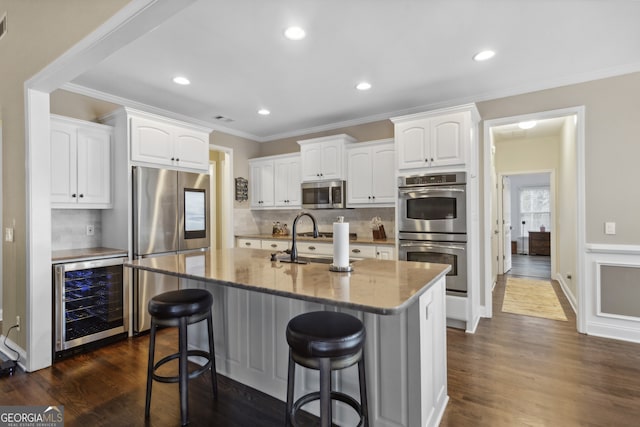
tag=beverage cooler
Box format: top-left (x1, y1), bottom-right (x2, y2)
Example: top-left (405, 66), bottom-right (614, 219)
top-left (53, 256), bottom-right (128, 359)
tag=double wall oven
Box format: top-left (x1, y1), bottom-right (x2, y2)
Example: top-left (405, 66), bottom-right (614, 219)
top-left (398, 172), bottom-right (468, 296)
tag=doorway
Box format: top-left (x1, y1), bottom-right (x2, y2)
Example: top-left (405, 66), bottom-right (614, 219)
top-left (500, 172), bottom-right (553, 279)
top-left (483, 107), bottom-right (585, 332)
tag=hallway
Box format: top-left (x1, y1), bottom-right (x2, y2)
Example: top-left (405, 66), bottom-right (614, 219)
top-left (508, 254), bottom-right (551, 279)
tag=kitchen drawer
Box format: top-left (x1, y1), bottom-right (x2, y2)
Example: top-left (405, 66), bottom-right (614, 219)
top-left (261, 239), bottom-right (289, 251)
top-left (297, 241), bottom-right (333, 256)
top-left (236, 238), bottom-right (261, 249)
top-left (349, 244), bottom-right (377, 259)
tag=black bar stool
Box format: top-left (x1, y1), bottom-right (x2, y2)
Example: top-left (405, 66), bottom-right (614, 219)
top-left (285, 311), bottom-right (369, 427)
top-left (145, 288), bottom-right (218, 426)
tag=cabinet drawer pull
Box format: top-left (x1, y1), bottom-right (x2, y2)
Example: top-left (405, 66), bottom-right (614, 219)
top-left (270, 244), bottom-right (277, 248)
top-left (244, 242), bottom-right (251, 246)
top-left (352, 248), bottom-right (361, 253)
top-left (308, 246), bottom-right (316, 251)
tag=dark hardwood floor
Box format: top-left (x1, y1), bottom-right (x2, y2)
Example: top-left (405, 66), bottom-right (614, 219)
top-left (508, 254), bottom-right (551, 279)
top-left (3, 276), bottom-right (640, 426)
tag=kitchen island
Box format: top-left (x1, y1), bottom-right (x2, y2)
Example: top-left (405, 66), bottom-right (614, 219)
top-left (126, 248), bottom-right (450, 427)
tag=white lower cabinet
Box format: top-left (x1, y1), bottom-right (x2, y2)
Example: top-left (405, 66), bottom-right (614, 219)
top-left (261, 239), bottom-right (289, 251)
top-left (375, 245), bottom-right (396, 260)
top-left (50, 115), bottom-right (113, 208)
top-left (236, 238), bottom-right (261, 249)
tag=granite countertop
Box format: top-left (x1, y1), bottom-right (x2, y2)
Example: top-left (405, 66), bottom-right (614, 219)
top-left (236, 233), bottom-right (395, 246)
top-left (52, 247), bottom-right (128, 263)
top-left (125, 248), bottom-right (449, 315)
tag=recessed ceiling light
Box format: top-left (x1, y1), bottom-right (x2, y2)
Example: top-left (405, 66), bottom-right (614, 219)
top-left (356, 82), bottom-right (372, 91)
top-left (518, 120), bottom-right (537, 130)
top-left (284, 26), bottom-right (306, 40)
top-left (258, 109), bottom-right (271, 116)
top-left (173, 76), bottom-right (190, 85)
top-left (473, 50), bottom-right (496, 61)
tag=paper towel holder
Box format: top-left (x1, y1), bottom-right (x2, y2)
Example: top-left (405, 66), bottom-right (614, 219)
top-left (329, 264), bottom-right (353, 272)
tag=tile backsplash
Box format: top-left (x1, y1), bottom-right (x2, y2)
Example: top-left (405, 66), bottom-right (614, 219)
top-left (234, 207), bottom-right (395, 239)
top-left (51, 209), bottom-right (102, 250)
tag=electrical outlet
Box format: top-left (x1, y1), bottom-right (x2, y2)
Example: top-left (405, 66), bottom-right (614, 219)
top-left (4, 227), bottom-right (13, 242)
top-left (86, 224), bottom-right (95, 236)
top-left (16, 315), bottom-right (20, 332)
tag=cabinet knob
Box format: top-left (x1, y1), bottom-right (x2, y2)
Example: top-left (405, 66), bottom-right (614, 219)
top-left (368, 196), bottom-right (371, 199)
top-left (431, 158), bottom-right (434, 162)
top-left (79, 194), bottom-right (84, 198)
top-left (72, 193), bottom-right (77, 198)
top-left (372, 196), bottom-right (375, 199)
top-left (171, 157), bottom-right (175, 161)
top-left (176, 158), bottom-right (180, 162)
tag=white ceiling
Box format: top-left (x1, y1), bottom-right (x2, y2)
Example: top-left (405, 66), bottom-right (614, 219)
top-left (69, 0), bottom-right (640, 142)
top-left (492, 117), bottom-right (568, 142)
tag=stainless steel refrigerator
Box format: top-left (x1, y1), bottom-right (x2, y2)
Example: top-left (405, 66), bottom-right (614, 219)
top-left (132, 166), bottom-right (210, 333)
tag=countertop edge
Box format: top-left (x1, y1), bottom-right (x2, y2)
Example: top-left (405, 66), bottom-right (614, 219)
top-left (124, 260), bottom-right (450, 315)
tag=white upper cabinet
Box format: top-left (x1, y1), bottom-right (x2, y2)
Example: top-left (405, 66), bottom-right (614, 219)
top-left (51, 115), bottom-right (113, 208)
top-left (130, 112), bottom-right (210, 172)
top-left (249, 158), bottom-right (275, 208)
top-left (346, 139), bottom-right (396, 206)
top-left (298, 134), bottom-right (356, 182)
top-left (274, 155), bottom-right (301, 207)
top-left (392, 105), bottom-right (479, 172)
top-left (249, 153), bottom-right (301, 209)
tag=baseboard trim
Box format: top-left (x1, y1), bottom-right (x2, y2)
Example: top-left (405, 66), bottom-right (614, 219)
top-left (555, 273), bottom-right (577, 314)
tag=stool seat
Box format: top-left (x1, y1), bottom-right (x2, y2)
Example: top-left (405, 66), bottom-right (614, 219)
top-left (145, 288), bottom-right (217, 426)
top-left (148, 288), bottom-right (213, 319)
top-left (286, 311), bottom-right (365, 359)
top-left (286, 311), bottom-right (369, 427)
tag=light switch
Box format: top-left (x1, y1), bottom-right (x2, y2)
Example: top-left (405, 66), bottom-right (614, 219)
top-left (4, 227), bottom-right (13, 242)
top-left (605, 222), bottom-right (616, 235)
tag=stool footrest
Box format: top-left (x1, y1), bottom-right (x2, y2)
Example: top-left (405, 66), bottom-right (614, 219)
top-left (290, 390), bottom-right (365, 427)
top-left (152, 350), bottom-right (213, 384)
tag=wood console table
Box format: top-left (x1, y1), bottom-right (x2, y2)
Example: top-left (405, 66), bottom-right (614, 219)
top-left (529, 231), bottom-right (550, 255)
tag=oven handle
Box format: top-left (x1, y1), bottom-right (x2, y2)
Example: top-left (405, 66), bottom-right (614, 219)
top-left (400, 241), bottom-right (466, 251)
top-left (398, 187), bottom-right (465, 195)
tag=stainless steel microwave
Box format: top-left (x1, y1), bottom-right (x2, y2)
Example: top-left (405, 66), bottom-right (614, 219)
top-left (301, 180), bottom-right (346, 209)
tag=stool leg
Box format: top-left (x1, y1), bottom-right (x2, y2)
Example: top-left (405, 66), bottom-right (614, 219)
top-left (319, 357), bottom-right (332, 427)
top-left (145, 318), bottom-right (157, 418)
top-left (207, 310), bottom-right (218, 398)
top-left (285, 350), bottom-right (295, 427)
top-left (358, 354), bottom-right (370, 427)
top-left (179, 316), bottom-right (189, 426)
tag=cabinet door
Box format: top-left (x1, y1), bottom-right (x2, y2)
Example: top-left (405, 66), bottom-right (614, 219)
top-left (375, 246), bottom-right (396, 260)
top-left (274, 157), bottom-right (301, 207)
top-left (76, 127), bottom-right (112, 207)
top-left (51, 121), bottom-right (78, 205)
top-left (396, 120), bottom-right (429, 170)
top-left (130, 116), bottom-right (174, 166)
top-left (174, 128), bottom-right (210, 171)
top-left (430, 112), bottom-right (467, 167)
top-left (371, 144), bottom-right (396, 203)
top-left (319, 140), bottom-right (343, 180)
top-left (346, 146), bottom-right (373, 205)
top-left (300, 143), bottom-right (322, 181)
top-left (250, 161), bottom-right (274, 208)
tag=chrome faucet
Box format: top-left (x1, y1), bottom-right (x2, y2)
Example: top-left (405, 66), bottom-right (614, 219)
top-left (290, 211), bottom-right (319, 262)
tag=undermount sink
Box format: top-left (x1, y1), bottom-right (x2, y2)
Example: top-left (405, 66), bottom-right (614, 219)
top-left (278, 255), bottom-right (332, 264)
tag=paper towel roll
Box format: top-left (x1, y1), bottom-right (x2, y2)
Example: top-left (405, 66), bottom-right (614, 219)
top-left (333, 221), bottom-right (350, 268)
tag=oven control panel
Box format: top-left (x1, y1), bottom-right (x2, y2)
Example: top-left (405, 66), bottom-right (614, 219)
top-left (399, 171), bottom-right (465, 187)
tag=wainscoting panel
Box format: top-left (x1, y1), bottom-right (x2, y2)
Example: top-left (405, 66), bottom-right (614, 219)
top-left (585, 244), bottom-right (640, 343)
